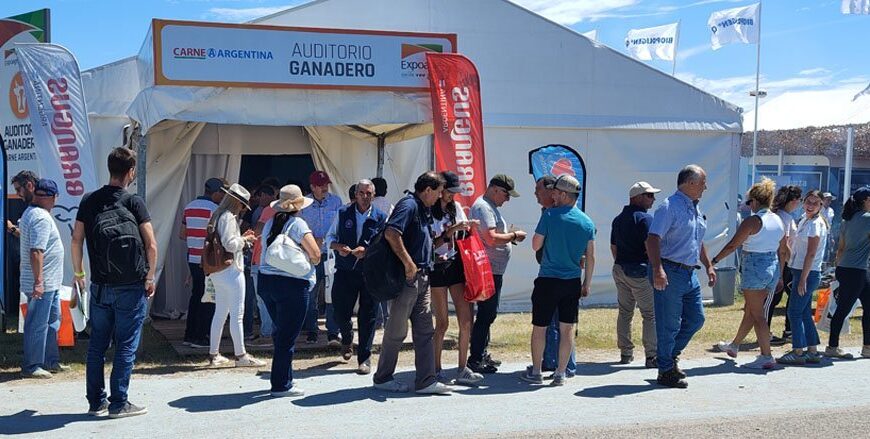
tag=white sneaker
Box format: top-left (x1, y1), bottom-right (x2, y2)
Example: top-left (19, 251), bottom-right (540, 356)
top-left (715, 341), bottom-right (738, 358)
top-left (235, 354), bottom-right (266, 367)
top-left (742, 355), bottom-right (776, 369)
top-left (454, 367), bottom-right (484, 386)
top-left (271, 386), bottom-right (305, 398)
top-left (21, 367), bottom-right (52, 379)
top-left (416, 381), bottom-right (452, 395)
top-left (209, 354), bottom-right (230, 367)
top-left (373, 379), bottom-right (410, 393)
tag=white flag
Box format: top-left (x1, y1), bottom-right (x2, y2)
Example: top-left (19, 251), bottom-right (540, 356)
top-left (854, 82), bottom-right (870, 102)
top-left (842, 0), bottom-right (870, 14)
top-left (708, 3), bottom-right (760, 50)
top-left (625, 23), bottom-right (679, 61)
top-left (15, 43), bottom-right (99, 284)
top-left (582, 30), bottom-right (598, 41)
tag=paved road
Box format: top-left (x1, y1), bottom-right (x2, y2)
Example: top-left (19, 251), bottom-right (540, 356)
top-left (2, 353), bottom-right (870, 438)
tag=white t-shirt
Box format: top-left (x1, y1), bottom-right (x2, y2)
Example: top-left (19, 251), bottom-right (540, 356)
top-left (433, 201), bottom-right (467, 258)
top-left (775, 209), bottom-right (797, 239)
top-left (789, 215), bottom-right (828, 272)
top-left (824, 207), bottom-right (835, 227)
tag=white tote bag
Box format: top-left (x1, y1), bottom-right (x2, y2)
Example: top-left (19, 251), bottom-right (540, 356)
top-left (265, 219), bottom-right (312, 277)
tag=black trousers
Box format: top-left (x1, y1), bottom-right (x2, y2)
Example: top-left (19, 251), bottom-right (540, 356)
top-left (332, 270), bottom-right (378, 365)
top-left (469, 274), bottom-right (504, 364)
top-left (829, 267), bottom-right (870, 347)
top-left (766, 266), bottom-right (792, 335)
top-left (184, 263), bottom-right (215, 342)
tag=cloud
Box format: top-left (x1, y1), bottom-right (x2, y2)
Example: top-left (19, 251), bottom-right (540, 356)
top-left (676, 44), bottom-right (709, 61)
top-left (677, 70), bottom-right (837, 110)
top-left (203, 4), bottom-right (302, 22)
top-left (655, 0), bottom-right (745, 13)
top-left (799, 68), bottom-right (831, 76)
top-left (511, 0), bottom-right (640, 25)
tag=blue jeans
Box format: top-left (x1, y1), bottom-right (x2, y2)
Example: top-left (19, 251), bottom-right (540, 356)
top-left (470, 274), bottom-right (503, 364)
top-left (251, 266), bottom-right (273, 337)
top-left (787, 268), bottom-right (821, 350)
top-left (543, 311), bottom-right (576, 376)
top-left (303, 256), bottom-right (328, 334)
top-left (22, 289), bottom-right (61, 373)
top-left (258, 273), bottom-right (309, 393)
top-left (653, 264), bottom-right (705, 373)
top-left (86, 284), bottom-right (148, 411)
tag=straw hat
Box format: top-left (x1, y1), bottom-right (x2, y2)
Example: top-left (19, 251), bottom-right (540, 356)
top-left (271, 185), bottom-right (313, 213)
top-left (221, 183), bottom-right (251, 210)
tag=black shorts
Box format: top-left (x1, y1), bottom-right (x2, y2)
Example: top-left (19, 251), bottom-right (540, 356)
top-left (430, 257), bottom-right (465, 288)
top-left (531, 277), bottom-right (581, 327)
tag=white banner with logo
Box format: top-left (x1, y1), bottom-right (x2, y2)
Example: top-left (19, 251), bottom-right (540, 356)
top-left (154, 19), bottom-right (457, 91)
top-left (842, 0), bottom-right (870, 14)
top-left (15, 43), bottom-right (98, 284)
top-left (708, 3), bottom-right (760, 50)
top-left (625, 22), bottom-right (679, 61)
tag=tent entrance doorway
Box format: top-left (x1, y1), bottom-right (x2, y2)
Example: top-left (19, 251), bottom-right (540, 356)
top-left (239, 154), bottom-right (316, 193)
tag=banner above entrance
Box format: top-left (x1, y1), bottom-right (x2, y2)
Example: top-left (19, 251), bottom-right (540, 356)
top-left (153, 19), bottom-right (457, 91)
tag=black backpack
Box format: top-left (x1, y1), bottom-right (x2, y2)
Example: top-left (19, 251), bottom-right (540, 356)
top-left (91, 193), bottom-right (148, 285)
top-left (363, 224), bottom-right (405, 302)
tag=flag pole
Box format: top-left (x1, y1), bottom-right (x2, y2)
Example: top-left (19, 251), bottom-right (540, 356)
top-left (750, 1), bottom-right (762, 183)
top-left (672, 20), bottom-right (681, 76)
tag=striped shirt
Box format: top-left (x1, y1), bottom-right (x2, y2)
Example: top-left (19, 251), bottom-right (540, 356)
top-left (182, 196), bottom-right (218, 264)
top-left (19, 205), bottom-right (64, 294)
top-left (299, 192), bottom-right (342, 252)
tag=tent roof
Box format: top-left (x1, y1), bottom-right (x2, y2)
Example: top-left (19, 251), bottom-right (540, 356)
top-left (83, 0), bottom-right (742, 133)
top-left (744, 85), bottom-right (870, 131)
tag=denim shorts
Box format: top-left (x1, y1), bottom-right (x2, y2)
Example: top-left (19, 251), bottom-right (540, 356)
top-left (740, 251), bottom-right (778, 291)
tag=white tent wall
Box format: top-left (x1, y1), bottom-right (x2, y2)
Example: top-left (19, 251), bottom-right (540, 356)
top-left (486, 126), bottom-right (740, 310)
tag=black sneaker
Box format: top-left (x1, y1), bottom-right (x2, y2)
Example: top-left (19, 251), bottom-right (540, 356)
top-left (108, 402), bottom-right (148, 419)
top-left (484, 353), bottom-right (502, 367)
top-left (87, 401), bottom-right (109, 416)
top-left (657, 368), bottom-right (688, 389)
top-left (620, 354), bottom-right (634, 364)
top-left (672, 357), bottom-right (687, 379)
top-left (306, 332), bottom-right (318, 344)
top-left (327, 334), bottom-right (341, 347)
top-left (769, 336), bottom-right (787, 346)
top-left (645, 357), bottom-right (658, 369)
top-left (468, 360), bottom-right (498, 374)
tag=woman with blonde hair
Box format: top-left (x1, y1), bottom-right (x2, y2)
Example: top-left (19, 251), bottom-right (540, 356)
top-left (207, 183), bottom-right (266, 368)
top-left (778, 190), bottom-right (828, 365)
top-left (258, 185), bottom-right (321, 397)
top-left (710, 177), bottom-right (788, 369)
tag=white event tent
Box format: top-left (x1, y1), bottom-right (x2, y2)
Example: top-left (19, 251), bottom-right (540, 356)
top-left (82, 0), bottom-right (742, 316)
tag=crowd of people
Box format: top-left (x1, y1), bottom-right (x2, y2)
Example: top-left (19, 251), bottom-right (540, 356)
top-left (10, 147), bottom-right (870, 416)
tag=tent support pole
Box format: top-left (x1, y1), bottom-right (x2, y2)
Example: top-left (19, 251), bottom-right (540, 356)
top-left (133, 129), bottom-right (147, 200)
top-left (376, 134), bottom-right (386, 178)
top-left (844, 126), bottom-right (854, 205)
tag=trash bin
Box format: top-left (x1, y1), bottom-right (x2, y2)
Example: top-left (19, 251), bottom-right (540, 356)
top-left (712, 267), bottom-right (737, 306)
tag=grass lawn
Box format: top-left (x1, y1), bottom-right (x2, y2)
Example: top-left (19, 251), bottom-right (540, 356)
top-left (2, 294), bottom-right (864, 382)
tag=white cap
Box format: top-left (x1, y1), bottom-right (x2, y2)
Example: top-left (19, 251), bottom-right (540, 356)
top-left (629, 181), bottom-right (661, 198)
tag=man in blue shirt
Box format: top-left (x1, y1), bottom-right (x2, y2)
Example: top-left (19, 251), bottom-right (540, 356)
top-left (522, 175), bottom-right (596, 386)
top-left (611, 181), bottom-right (660, 368)
top-left (373, 172), bottom-right (451, 395)
top-left (646, 165), bottom-right (717, 389)
top-left (300, 170), bottom-right (343, 344)
top-left (325, 180), bottom-right (387, 375)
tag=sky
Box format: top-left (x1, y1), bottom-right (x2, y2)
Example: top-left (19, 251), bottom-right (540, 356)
top-left (1, 0), bottom-right (868, 111)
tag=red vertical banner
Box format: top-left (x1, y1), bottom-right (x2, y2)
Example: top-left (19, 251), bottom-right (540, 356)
top-left (426, 53), bottom-right (487, 208)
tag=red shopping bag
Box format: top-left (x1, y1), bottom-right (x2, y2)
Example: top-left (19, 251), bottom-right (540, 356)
top-left (457, 231), bottom-right (495, 302)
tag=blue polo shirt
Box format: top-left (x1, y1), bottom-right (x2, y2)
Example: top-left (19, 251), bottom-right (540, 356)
top-left (611, 205), bottom-right (653, 265)
top-left (648, 191), bottom-right (707, 267)
top-left (386, 194), bottom-right (433, 269)
top-left (535, 205), bottom-right (596, 279)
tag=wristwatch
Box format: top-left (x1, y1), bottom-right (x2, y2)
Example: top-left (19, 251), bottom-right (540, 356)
top-left (711, 256), bottom-right (719, 265)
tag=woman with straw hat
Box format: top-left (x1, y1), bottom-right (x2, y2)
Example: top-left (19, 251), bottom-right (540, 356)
top-left (208, 183), bottom-right (266, 368)
top-left (258, 185), bottom-right (321, 397)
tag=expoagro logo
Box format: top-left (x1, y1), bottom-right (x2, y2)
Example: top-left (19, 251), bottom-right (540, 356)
top-left (400, 43), bottom-right (443, 75)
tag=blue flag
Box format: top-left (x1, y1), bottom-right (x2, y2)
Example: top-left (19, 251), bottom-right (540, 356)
top-left (528, 144), bottom-right (587, 210)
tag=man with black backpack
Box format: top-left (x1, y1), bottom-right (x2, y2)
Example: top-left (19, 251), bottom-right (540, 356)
top-left (72, 147), bottom-right (158, 419)
top-left (371, 172), bottom-right (451, 395)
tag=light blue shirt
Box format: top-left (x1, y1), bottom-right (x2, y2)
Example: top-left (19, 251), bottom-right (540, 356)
top-left (259, 216), bottom-right (316, 289)
top-left (649, 191), bottom-right (707, 267)
top-left (19, 205), bottom-right (65, 294)
top-left (325, 204), bottom-right (375, 248)
top-left (299, 192), bottom-right (342, 251)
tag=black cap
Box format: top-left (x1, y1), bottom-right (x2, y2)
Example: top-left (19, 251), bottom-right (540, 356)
top-left (441, 171), bottom-right (462, 193)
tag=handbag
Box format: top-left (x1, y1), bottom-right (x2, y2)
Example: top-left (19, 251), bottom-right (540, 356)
top-left (265, 219), bottom-right (312, 277)
top-left (201, 223), bottom-right (233, 275)
top-left (457, 230), bottom-right (496, 302)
